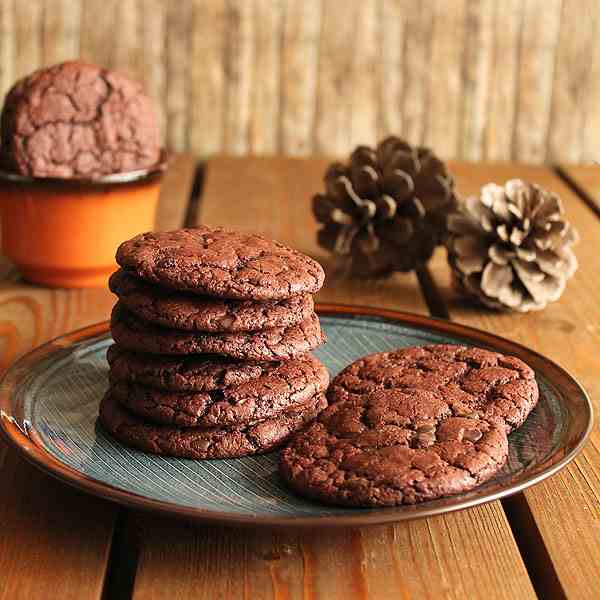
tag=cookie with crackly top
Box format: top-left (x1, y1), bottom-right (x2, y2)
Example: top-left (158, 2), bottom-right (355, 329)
top-left (280, 390), bottom-right (508, 507)
top-left (108, 350), bottom-right (329, 428)
top-left (110, 302), bottom-right (326, 361)
top-left (115, 227), bottom-right (325, 300)
top-left (109, 269), bottom-right (315, 332)
top-left (99, 389), bottom-right (328, 460)
top-left (0, 60), bottom-right (160, 178)
top-left (328, 344), bottom-right (539, 433)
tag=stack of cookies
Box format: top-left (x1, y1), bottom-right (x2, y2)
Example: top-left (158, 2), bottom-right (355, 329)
top-left (99, 227), bottom-right (329, 460)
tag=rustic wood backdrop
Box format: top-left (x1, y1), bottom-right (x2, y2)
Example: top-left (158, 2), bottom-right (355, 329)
top-left (0, 0), bottom-right (597, 164)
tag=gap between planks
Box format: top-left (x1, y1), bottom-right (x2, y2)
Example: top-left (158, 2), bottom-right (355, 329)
top-left (554, 165), bottom-right (600, 219)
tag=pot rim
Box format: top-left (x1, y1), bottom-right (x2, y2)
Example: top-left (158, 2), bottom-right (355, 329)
top-left (0, 149), bottom-right (170, 186)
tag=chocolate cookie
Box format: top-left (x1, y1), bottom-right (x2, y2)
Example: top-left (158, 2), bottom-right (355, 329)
top-left (109, 269), bottom-right (314, 332)
top-left (109, 353), bottom-right (329, 427)
top-left (107, 344), bottom-right (267, 392)
top-left (99, 390), bottom-right (328, 460)
top-left (115, 227), bottom-right (325, 300)
top-left (110, 302), bottom-right (326, 360)
top-left (0, 60), bottom-right (160, 178)
top-left (279, 391), bottom-right (508, 507)
top-left (328, 344), bottom-right (539, 433)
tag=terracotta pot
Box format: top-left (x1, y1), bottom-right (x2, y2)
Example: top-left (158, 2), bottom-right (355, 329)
top-left (0, 153), bottom-right (168, 288)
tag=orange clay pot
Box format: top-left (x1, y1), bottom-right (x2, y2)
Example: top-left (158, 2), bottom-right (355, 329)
top-left (0, 155), bottom-right (168, 288)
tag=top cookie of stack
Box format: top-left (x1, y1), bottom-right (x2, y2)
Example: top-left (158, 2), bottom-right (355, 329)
top-left (101, 226), bottom-right (329, 460)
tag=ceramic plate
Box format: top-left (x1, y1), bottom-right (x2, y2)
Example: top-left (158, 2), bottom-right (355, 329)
top-left (0, 304), bottom-right (592, 527)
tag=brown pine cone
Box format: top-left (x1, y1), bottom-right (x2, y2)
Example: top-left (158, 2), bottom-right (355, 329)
top-left (446, 179), bottom-right (579, 312)
top-left (313, 136), bottom-right (456, 276)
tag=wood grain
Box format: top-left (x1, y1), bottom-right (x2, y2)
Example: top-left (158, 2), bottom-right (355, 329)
top-left (280, 0), bottom-right (321, 156)
top-left (547, 0), bottom-right (596, 162)
top-left (0, 154), bottom-right (197, 600)
top-left (426, 0), bottom-right (466, 158)
top-left (223, 0), bottom-right (253, 154)
top-left (428, 162), bottom-right (600, 599)
top-left (484, 1), bottom-right (520, 161)
top-left (249, 0), bottom-right (283, 153)
top-left (1, 0), bottom-right (600, 162)
top-left (128, 156), bottom-right (536, 600)
top-left (513, 0), bottom-right (561, 163)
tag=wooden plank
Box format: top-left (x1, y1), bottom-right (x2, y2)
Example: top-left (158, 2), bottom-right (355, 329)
top-left (0, 155), bottom-right (197, 600)
top-left (348, 0), bottom-right (378, 148)
top-left (79, 0), bottom-right (118, 68)
top-left (513, 0), bottom-right (561, 162)
top-left (425, 0), bottom-right (466, 158)
top-left (401, 1), bottom-right (433, 145)
top-left (378, 0), bottom-right (404, 138)
top-left (557, 164), bottom-right (600, 216)
top-left (14, 0), bottom-right (42, 80)
top-left (249, 0), bottom-right (283, 153)
top-left (165, 1), bottom-right (192, 152)
top-left (547, 0), bottom-right (596, 163)
top-left (0, 0), bottom-right (15, 100)
top-left (223, 0), bottom-right (253, 154)
top-left (42, 0), bottom-right (81, 65)
top-left (314, 0), bottom-right (358, 154)
top-left (130, 156), bottom-right (536, 600)
top-left (189, 0), bottom-right (226, 157)
top-left (280, 0), bottom-right (321, 156)
top-left (484, 0), bottom-right (521, 161)
top-left (428, 162), bottom-right (600, 599)
top-left (155, 153), bottom-right (198, 231)
top-left (139, 0), bottom-right (167, 140)
top-left (458, 0), bottom-right (493, 161)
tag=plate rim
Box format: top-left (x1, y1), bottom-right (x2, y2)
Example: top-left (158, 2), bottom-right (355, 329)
top-left (0, 303), bottom-right (593, 528)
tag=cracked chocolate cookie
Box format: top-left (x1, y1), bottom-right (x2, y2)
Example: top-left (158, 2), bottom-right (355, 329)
top-left (108, 352), bottom-right (329, 427)
top-left (279, 391), bottom-right (508, 507)
top-left (108, 344), bottom-right (269, 392)
top-left (110, 302), bottom-right (326, 360)
top-left (115, 227), bottom-right (325, 300)
top-left (0, 60), bottom-right (160, 178)
top-left (328, 344), bottom-right (539, 433)
top-left (109, 269), bottom-right (315, 332)
top-left (99, 390), bottom-right (328, 460)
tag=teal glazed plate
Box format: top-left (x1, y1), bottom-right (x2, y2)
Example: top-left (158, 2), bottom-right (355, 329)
top-left (0, 304), bottom-right (593, 527)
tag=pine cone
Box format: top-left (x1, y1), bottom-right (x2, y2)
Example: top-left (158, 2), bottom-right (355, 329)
top-left (313, 136), bottom-right (456, 276)
top-left (447, 179), bottom-right (579, 312)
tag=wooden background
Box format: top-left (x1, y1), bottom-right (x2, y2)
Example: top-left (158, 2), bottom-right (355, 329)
top-left (0, 0), bottom-right (598, 164)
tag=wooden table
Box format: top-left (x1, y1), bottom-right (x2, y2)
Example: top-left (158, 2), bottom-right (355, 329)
top-left (1, 156), bottom-right (598, 600)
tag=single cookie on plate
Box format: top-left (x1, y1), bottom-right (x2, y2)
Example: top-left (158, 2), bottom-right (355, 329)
top-left (115, 226), bottom-right (325, 300)
top-left (110, 302), bottom-right (326, 361)
top-left (109, 269), bottom-right (315, 332)
top-left (109, 352), bottom-right (329, 428)
top-left (328, 344), bottom-right (539, 433)
top-left (99, 390), bottom-right (327, 460)
top-left (279, 390), bottom-right (508, 507)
